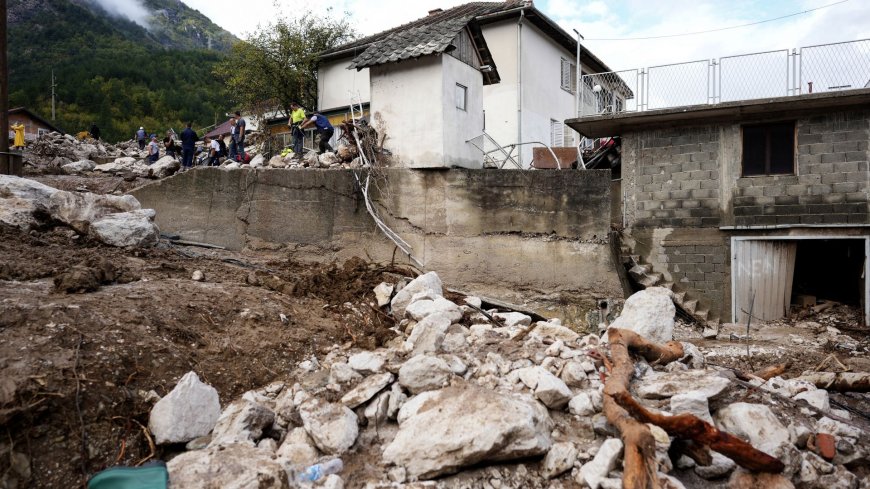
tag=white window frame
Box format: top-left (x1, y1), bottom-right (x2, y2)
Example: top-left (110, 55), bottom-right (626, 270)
top-left (560, 58), bottom-right (576, 94)
top-left (455, 83), bottom-right (467, 111)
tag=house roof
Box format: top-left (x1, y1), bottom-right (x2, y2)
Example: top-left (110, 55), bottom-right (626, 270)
top-left (320, 1), bottom-right (613, 74)
top-left (204, 119), bottom-right (233, 139)
top-left (8, 107), bottom-right (63, 134)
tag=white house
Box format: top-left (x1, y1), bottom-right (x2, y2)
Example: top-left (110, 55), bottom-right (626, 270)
top-left (317, 0), bottom-right (617, 168)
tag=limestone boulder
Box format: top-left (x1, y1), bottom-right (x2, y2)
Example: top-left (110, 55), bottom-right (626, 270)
top-left (249, 154), bottom-right (265, 168)
top-left (391, 272), bottom-right (443, 318)
top-left (48, 190), bottom-right (141, 234)
top-left (398, 355), bottom-right (453, 394)
top-left (275, 427), bottom-right (320, 468)
top-left (404, 313), bottom-right (452, 356)
top-left (636, 369), bottom-right (731, 400)
top-left (714, 403), bottom-right (789, 451)
top-left (493, 312), bottom-right (532, 328)
top-left (608, 287), bottom-right (675, 343)
top-left (514, 366), bottom-right (573, 409)
top-left (347, 351), bottom-right (385, 374)
top-left (147, 371), bottom-right (221, 445)
top-left (303, 150), bottom-right (319, 167)
top-left (167, 444), bottom-right (288, 489)
top-left (383, 384), bottom-right (553, 479)
top-left (542, 442), bottom-right (578, 479)
top-left (531, 321), bottom-right (581, 343)
top-left (340, 372), bottom-right (394, 408)
top-left (268, 155), bottom-right (285, 168)
top-left (318, 151), bottom-right (340, 167)
top-left (89, 209), bottom-right (159, 247)
top-left (62, 159), bottom-right (96, 174)
top-left (298, 398), bottom-right (358, 455)
top-left (669, 391), bottom-right (713, 424)
top-left (405, 297), bottom-right (463, 323)
top-left (208, 400), bottom-right (275, 447)
top-left (0, 176), bottom-right (60, 229)
top-left (151, 156), bottom-right (180, 178)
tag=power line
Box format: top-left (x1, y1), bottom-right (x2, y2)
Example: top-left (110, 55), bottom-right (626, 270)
top-left (584, 0), bottom-right (850, 41)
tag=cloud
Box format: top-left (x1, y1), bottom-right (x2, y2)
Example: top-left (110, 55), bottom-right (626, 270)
top-left (90, 0), bottom-right (152, 29)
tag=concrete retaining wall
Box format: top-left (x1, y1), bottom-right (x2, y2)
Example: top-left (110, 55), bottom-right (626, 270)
top-left (131, 168), bottom-right (621, 305)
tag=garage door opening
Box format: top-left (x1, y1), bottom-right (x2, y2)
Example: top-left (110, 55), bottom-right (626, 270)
top-left (792, 239), bottom-right (865, 307)
top-left (732, 236), bottom-right (869, 325)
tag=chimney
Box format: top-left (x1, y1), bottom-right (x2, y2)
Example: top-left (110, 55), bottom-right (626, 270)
top-left (428, 8), bottom-right (443, 15)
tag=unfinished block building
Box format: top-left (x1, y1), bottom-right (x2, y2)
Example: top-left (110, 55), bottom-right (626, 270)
top-left (569, 88), bottom-right (870, 325)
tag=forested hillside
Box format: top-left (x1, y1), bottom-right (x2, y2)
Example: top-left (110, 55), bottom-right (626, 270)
top-left (8, 0), bottom-right (238, 142)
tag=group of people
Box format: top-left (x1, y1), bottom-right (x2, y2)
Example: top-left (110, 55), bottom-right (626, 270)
top-left (127, 105), bottom-right (336, 171)
top-left (289, 102), bottom-right (335, 157)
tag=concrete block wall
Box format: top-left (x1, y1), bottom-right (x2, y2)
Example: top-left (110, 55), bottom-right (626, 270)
top-left (624, 126), bottom-right (721, 228)
top-left (731, 110), bottom-right (870, 226)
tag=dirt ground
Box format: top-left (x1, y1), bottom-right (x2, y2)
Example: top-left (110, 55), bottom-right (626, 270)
top-left (0, 222), bottom-right (410, 489)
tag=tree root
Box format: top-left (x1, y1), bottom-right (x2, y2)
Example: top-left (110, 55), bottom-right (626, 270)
top-left (603, 328), bottom-right (784, 489)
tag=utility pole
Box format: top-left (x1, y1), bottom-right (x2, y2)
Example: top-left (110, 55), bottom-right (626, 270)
top-left (0, 0), bottom-right (9, 174)
top-left (51, 69), bottom-right (56, 120)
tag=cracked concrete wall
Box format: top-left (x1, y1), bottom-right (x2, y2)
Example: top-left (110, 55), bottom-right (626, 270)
top-left (131, 168), bottom-right (621, 302)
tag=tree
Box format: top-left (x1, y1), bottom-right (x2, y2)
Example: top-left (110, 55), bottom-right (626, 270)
top-left (216, 9), bottom-right (357, 118)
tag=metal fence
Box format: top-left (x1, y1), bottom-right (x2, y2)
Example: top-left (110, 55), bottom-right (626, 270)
top-left (578, 38), bottom-right (870, 117)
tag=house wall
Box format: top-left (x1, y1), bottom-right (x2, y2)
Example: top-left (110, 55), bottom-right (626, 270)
top-left (620, 108), bottom-right (870, 321)
top-left (481, 20), bottom-right (519, 158)
top-left (370, 57), bottom-right (444, 168)
top-left (441, 54), bottom-right (485, 168)
top-left (318, 58), bottom-right (370, 112)
top-left (519, 22), bottom-right (581, 167)
top-left (370, 55), bottom-right (483, 169)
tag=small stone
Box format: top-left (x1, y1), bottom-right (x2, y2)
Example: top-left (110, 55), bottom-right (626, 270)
top-left (330, 362), bottom-right (362, 384)
top-left (208, 400), bottom-right (275, 447)
top-left (340, 372), bottom-right (394, 408)
top-left (147, 371), bottom-right (221, 445)
top-left (793, 389), bottom-right (830, 412)
top-left (814, 433), bottom-right (836, 460)
top-left (298, 398), bottom-right (359, 455)
top-left (374, 282), bottom-right (394, 307)
top-left (322, 474), bottom-right (344, 489)
top-left (191, 270), bottom-right (204, 282)
top-left (561, 361), bottom-right (590, 388)
top-left (569, 393), bottom-right (595, 416)
top-left (577, 438), bottom-right (623, 489)
top-left (702, 327), bottom-right (718, 339)
top-left (669, 391), bottom-right (713, 424)
top-left (493, 312), bottom-right (532, 328)
top-left (695, 451), bottom-right (735, 479)
top-left (542, 442), bottom-right (578, 478)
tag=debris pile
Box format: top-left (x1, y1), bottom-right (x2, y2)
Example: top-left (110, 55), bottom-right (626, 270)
top-left (263, 144), bottom-right (366, 170)
top-left (148, 281), bottom-right (870, 488)
top-left (0, 175), bottom-right (159, 248)
top-left (26, 132), bottom-right (139, 167)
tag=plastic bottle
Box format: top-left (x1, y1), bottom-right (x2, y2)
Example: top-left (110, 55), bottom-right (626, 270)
top-left (295, 458), bottom-right (343, 483)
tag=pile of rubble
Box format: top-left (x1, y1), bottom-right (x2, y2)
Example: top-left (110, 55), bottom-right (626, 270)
top-left (26, 132), bottom-right (139, 167)
top-left (0, 175), bottom-right (159, 247)
top-left (261, 144), bottom-right (365, 170)
top-left (143, 276), bottom-right (869, 488)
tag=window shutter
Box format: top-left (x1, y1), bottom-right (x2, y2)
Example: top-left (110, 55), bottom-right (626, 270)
top-left (560, 59), bottom-right (570, 91)
top-left (550, 119), bottom-right (563, 147)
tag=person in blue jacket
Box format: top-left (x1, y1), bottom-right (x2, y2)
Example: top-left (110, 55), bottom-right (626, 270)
top-left (180, 122), bottom-right (198, 170)
top-left (299, 113), bottom-right (334, 154)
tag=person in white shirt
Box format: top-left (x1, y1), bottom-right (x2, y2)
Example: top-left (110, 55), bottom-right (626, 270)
top-left (206, 136), bottom-right (221, 166)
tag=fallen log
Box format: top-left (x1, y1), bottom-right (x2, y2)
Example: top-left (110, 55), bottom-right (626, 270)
top-left (796, 372), bottom-right (870, 392)
top-left (604, 328), bottom-right (684, 489)
top-left (752, 363), bottom-right (789, 380)
top-left (604, 328), bottom-right (784, 489)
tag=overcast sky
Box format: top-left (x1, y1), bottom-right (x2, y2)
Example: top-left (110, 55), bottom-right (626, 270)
top-left (180, 0), bottom-right (869, 71)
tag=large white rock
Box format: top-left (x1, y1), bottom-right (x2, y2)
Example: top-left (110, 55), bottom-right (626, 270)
top-left (608, 287), bottom-right (675, 343)
top-left (793, 389), bottom-right (830, 412)
top-left (531, 321), bottom-right (581, 343)
top-left (542, 442), bottom-right (578, 478)
top-left (714, 403), bottom-right (789, 451)
top-left (340, 372), bottom-right (394, 408)
top-left (151, 155), bottom-right (180, 178)
top-left (0, 176), bottom-right (60, 229)
top-left (62, 159), bottom-right (96, 173)
top-left (347, 351), bottom-right (385, 374)
top-left (398, 355), bottom-right (453, 394)
top-left (577, 438), bottom-right (624, 489)
top-left (390, 272), bottom-right (443, 318)
top-left (167, 444), bottom-right (288, 488)
top-left (695, 451), bottom-right (736, 479)
top-left (298, 398), bottom-right (358, 455)
top-left (637, 369), bottom-right (731, 400)
top-left (405, 297), bottom-right (463, 323)
top-left (147, 371), bottom-right (220, 445)
top-left (405, 313), bottom-right (452, 356)
top-left (669, 391), bottom-right (713, 424)
top-left (561, 361), bottom-right (590, 388)
top-left (329, 362), bottom-right (362, 384)
top-left (249, 154), bottom-right (265, 168)
top-left (89, 209), bottom-right (159, 247)
top-left (569, 393), bottom-right (596, 416)
top-left (383, 384), bottom-right (553, 479)
top-left (514, 366), bottom-right (573, 409)
top-left (48, 190), bottom-right (141, 233)
top-left (374, 282), bottom-right (394, 307)
top-left (493, 312), bottom-right (532, 328)
top-left (208, 400), bottom-right (275, 447)
top-left (275, 427), bottom-right (320, 468)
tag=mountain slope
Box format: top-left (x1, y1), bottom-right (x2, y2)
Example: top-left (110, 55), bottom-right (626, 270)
top-left (8, 0), bottom-right (237, 143)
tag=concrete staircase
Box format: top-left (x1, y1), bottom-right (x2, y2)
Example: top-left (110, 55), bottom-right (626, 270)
top-left (617, 235), bottom-right (720, 326)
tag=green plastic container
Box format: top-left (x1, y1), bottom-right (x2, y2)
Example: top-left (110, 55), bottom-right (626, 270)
top-left (87, 463), bottom-right (168, 489)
